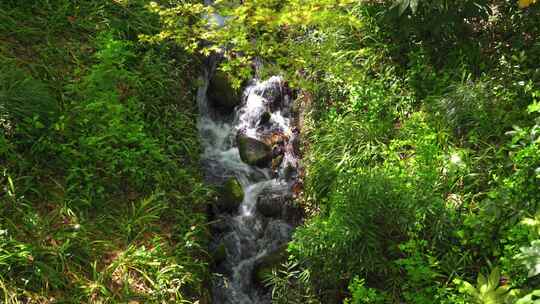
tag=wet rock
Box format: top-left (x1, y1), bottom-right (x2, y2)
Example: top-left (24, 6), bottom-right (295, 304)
top-left (210, 215), bottom-right (231, 233)
top-left (271, 132), bottom-right (287, 145)
top-left (283, 163), bottom-right (297, 180)
top-left (207, 70), bottom-right (241, 111)
top-left (256, 197), bottom-right (282, 218)
top-left (257, 189), bottom-right (303, 223)
top-left (263, 221), bottom-right (294, 244)
top-left (271, 154), bottom-right (284, 171)
top-left (259, 111), bottom-right (271, 126)
top-left (255, 79), bottom-right (285, 112)
top-left (211, 242), bottom-right (227, 265)
top-left (256, 192), bottom-right (286, 217)
top-left (253, 244), bottom-right (288, 286)
top-left (216, 177), bottom-right (244, 213)
top-left (237, 135), bottom-right (272, 167)
top-left (291, 129), bottom-right (301, 157)
top-left (222, 233), bottom-right (241, 263)
top-left (272, 144), bottom-right (284, 158)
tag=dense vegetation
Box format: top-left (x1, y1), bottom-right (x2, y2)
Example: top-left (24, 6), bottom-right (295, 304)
top-left (0, 1), bottom-right (211, 302)
top-left (2, 0), bottom-right (540, 303)
top-left (151, 0), bottom-right (540, 302)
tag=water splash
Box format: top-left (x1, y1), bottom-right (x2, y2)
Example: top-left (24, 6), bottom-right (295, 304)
top-left (198, 71), bottom-right (301, 303)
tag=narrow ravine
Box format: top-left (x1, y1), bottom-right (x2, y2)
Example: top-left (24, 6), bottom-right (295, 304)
top-left (197, 63), bottom-right (302, 303)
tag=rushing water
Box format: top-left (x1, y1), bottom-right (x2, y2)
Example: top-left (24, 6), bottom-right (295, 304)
top-left (197, 64), bottom-right (301, 303)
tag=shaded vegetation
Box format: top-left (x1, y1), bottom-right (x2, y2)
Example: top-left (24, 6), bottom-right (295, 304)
top-left (3, 0), bottom-right (540, 303)
top-left (0, 1), bottom-right (211, 303)
top-left (147, 0), bottom-right (540, 302)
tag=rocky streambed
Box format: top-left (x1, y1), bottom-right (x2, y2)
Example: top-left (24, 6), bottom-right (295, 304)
top-left (197, 64), bottom-right (304, 303)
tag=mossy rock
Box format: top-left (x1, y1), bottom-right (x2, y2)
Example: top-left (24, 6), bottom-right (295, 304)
top-left (216, 177), bottom-right (244, 213)
top-left (207, 70), bottom-right (241, 111)
top-left (237, 135), bottom-right (272, 167)
top-left (253, 245), bottom-right (288, 285)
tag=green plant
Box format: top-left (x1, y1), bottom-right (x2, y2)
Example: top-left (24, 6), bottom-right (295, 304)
top-left (345, 277), bottom-right (387, 304)
top-left (456, 268), bottom-right (517, 304)
top-left (263, 261), bottom-right (319, 304)
top-left (0, 61), bottom-right (57, 139)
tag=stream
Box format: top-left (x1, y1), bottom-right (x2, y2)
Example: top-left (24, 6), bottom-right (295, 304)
top-left (197, 63), bottom-right (302, 303)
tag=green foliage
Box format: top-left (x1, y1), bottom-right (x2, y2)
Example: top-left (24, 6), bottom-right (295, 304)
top-left (0, 61), bottom-right (57, 139)
top-left (516, 240), bottom-right (540, 278)
top-left (3, 0), bottom-right (540, 302)
top-left (171, 0), bottom-right (538, 302)
top-left (290, 168), bottom-right (415, 297)
top-left (455, 267), bottom-right (517, 304)
top-left (262, 261), bottom-right (320, 304)
top-left (516, 289), bottom-right (540, 304)
top-left (345, 277), bottom-right (387, 304)
top-left (0, 1), bottom-right (211, 302)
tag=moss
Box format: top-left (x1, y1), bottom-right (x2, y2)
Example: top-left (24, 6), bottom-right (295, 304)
top-left (217, 177), bottom-right (244, 212)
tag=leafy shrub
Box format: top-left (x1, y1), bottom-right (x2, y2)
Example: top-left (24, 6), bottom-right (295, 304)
top-left (0, 2), bottom-right (211, 302)
top-left (455, 267), bottom-right (518, 304)
top-left (262, 261), bottom-right (320, 304)
top-left (345, 277), bottom-right (387, 304)
top-left (47, 35), bottom-right (182, 207)
top-left (290, 167), bottom-right (415, 300)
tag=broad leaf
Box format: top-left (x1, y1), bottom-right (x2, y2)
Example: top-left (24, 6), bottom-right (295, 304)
top-left (516, 240), bottom-right (540, 278)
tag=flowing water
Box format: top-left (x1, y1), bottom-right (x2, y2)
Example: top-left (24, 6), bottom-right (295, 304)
top-left (197, 64), bottom-right (301, 303)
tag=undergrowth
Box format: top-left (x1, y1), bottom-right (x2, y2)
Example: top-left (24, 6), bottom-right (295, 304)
top-left (145, 0), bottom-right (540, 302)
top-left (0, 1), bottom-right (211, 303)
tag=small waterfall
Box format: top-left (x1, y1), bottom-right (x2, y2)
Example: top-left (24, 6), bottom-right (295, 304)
top-left (197, 64), bottom-right (302, 303)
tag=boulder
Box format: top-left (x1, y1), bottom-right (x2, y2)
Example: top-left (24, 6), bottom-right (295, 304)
top-left (256, 192), bottom-right (284, 218)
top-left (257, 190), bottom-right (303, 223)
top-left (283, 201), bottom-right (304, 225)
top-left (210, 215), bottom-right (231, 233)
top-left (216, 177), bottom-right (244, 213)
top-left (211, 242), bottom-right (227, 265)
top-left (259, 111), bottom-right (271, 126)
top-left (253, 245), bottom-right (288, 285)
top-left (237, 135), bottom-right (272, 167)
top-left (207, 70), bottom-right (241, 111)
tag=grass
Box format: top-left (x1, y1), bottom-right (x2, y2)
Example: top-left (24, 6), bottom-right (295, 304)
top-left (0, 1), bottom-right (211, 303)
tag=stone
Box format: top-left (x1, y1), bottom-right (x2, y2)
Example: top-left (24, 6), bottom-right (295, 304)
top-left (207, 70), bottom-right (241, 111)
top-left (237, 135), bottom-right (272, 167)
top-left (253, 245), bottom-right (288, 285)
top-left (271, 154), bottom-right (284, 170)
top-left (259, 111), bottom-right (271, 126)
top-left (210, 215), bottom-right (231, 233)
top-left (216, 177), bottom-right (244, 213)
top-left (256, 193), bottom-right (285, 217)
top-left (212, 242), bottom-right (227, 265)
